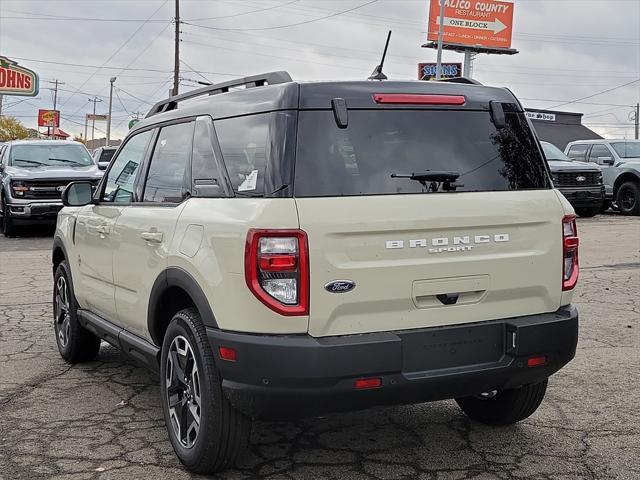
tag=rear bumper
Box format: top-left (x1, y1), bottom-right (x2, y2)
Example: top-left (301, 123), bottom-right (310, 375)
top-left (558, 186), bottom-right (604, 208)
top-left (208, 306), bottom-right (578, 419)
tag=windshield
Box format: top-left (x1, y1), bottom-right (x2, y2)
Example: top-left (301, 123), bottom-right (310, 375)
top-left (294, 108), bottom-right (551, 197)
top-left (9, 144), bottom-right (94, 168)
top-left (541, 141), bottom-right (572, 161)
top-left (611, 141), bottom-right (640, 159)
top-left (98, 149), bottom-right (116, 163)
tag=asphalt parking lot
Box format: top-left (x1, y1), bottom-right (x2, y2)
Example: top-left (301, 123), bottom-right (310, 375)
top-left (0, 215), bottom-right (638, 480)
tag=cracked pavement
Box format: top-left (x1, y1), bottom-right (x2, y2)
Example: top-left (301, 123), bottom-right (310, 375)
top-left (0, 216), bottom-right (638, 480)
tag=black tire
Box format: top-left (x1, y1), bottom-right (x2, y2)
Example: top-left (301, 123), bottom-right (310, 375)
top-left (53, 261), bottom-right (101, 363)
top-left (455, 379), bottom-right (548, 425)
top-left (1, 196), bottom-right (17, 237)
top-left (616, 181), bottom-right (640, 216)
top-left (160, 308), bottom-right (251, 474)
top-left (575, 206), bottom-right (600, 218)
top-left (600, 200), bottom-right (612, 213)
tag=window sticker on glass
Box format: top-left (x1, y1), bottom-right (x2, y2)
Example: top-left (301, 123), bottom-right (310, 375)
top-left (238, 169), bottom-right (258, 191)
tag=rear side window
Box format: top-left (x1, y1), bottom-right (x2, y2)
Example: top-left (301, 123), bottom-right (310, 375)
top-left (143, 122), bottom-right (194, 203)
top-left (588, 144), bottom-right (611, 162)
top-left (567, 144), bottom-right (588, 161)
top-left (99, 149), bottom-right (116, 163)
top-left (215, 114), bottom-right (268, 195)
top-left (294, 109), bottom-right (551, 197)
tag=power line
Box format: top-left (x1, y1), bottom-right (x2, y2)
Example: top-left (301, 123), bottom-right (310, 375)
top-left (182, 0), bottom-right (378, 31)
top-left (59, 0), bottom-right (169, 109)
top-left (546, 79), bottom-right (640, 109)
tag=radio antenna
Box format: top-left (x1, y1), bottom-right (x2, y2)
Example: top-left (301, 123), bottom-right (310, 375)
top-left (368, 30), bottom-right (392, 81)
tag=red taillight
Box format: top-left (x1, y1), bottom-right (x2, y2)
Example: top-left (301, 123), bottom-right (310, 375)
top-left (562, 215), bottom-right (579, 291)
top-left (373, 93), bottom-right (466, 105)
top-left (218, 346), bottom-right (237, 362)
top-left (245, 229), bottom-right (309, 316)
top-left (527, 355), bottom-right (547, 368)
top-left (354, 377), bottom-right (382, 390)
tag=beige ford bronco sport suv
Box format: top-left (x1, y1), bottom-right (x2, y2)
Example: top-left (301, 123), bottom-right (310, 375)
top-left (52, 72), bottom-right (580, 473)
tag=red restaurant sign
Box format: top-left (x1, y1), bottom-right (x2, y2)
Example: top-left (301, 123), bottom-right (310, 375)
top-left (38, 110), bottom-right (60, 128)
top-left (0, 56), bottom-right (39, 97)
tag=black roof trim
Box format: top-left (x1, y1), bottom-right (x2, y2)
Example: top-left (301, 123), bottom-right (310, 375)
top-left (146, 71), bottom-right (293, 118)
top-left (437, 77), bottom-right (483, 85)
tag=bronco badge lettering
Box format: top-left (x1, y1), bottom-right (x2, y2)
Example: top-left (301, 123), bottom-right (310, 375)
top-left (386, 234), bottom-right (510, 254)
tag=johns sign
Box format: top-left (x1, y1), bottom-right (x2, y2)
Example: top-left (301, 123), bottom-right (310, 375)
top-left (0, 56), bottom-right (39, 97)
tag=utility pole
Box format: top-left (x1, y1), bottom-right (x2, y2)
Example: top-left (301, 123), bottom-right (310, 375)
top-left (0, 94), bottom-right (3, 117)
top-left (635, 103), bottom-right (639, 140)
top-left (435, 0), bottom-right (446, 80)
top-left (48, 79), bottom-right (64, 138)
top-left (88, 97), bottom-right (103, 143)
top-left (172, 0), bottom-right (180, 96)
top-left (106, 77), bottom-right (116, 146)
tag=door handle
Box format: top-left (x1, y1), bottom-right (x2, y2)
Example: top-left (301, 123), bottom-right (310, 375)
top-left (95, 225), bottom-right (110, 237)
top-left (141, 230), bottom-right (163, 244)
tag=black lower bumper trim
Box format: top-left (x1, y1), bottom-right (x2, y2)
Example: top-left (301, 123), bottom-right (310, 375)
top-left (207, 306), bottom-right (578, 419)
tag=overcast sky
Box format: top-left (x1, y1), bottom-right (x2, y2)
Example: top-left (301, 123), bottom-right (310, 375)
top-left (0, 0), bottom-right (639, 140)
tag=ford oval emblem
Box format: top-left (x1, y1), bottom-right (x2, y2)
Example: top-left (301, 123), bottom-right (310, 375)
top-left (576, 176), bottom-right (586, 182)
top-left (324, 280), bottom-right (356, 293)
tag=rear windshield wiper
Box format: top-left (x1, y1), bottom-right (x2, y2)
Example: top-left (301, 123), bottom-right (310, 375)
top-left (391, 171), bottom-right (463, 192)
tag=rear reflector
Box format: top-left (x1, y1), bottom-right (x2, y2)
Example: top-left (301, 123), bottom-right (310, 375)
top-left (218, 346), bottom-right (237, 362)
top-left (354, 378), bottom-right (382, 390)
top-left (373, 93), bottom-right (466, 105)
top-left (527, 355), bottom-right (547, 368)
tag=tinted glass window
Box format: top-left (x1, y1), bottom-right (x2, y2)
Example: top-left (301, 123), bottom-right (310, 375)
top-left (588, 144), bottom-right (611, 162)
top-left (215, 114), bottom-right (268, 195)
top-left (611, 142), bottom-right (640, 159)
top-left (567, 144), bottom-right (588, 160)
top-left (99, 149), bottom-right (116, 163)
top-left (9, 143), bottom-right (94, 167)
top-left (192, 117), bottom-right (225, 197)
top-left (294, 109), bottom-right (550, 197)
top-left (103, 130), bottom-right (153, 203)
top-left (143, 122), bottom-right (194, 203)
top-left (541, 142), bottom-right (571, 162)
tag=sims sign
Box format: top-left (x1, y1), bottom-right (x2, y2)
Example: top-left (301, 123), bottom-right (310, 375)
top-left (0, 56), bottom-right (39, 97)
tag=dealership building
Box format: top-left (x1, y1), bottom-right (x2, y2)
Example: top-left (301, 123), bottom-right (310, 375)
top-left (526, 108), bottom-right (602, 150)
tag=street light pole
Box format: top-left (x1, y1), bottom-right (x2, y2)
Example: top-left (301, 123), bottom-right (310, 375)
top-left (106, 77), bottom-right (116, 146)
top-left (435, 0), bottom-right (446, 80)
top-left (88, 97), bottom-right (103, 143)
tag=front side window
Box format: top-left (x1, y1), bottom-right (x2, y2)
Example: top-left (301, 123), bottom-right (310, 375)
top-left (611, 141), bottom-right (640, 159)
top-left (588, 144), bottom-right (611, 162)
top-left (103, 130), bottom-right (153, 203)
top-left (294, 108), bottom-right (550, 197)
top-left (9, 143), bottom-right (94, 168)
top-left (143, 122), bottom-right (194, 203)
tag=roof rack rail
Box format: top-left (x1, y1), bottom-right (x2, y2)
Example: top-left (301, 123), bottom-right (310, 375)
top-left (438, 77), bottom-right (483, 85)
top-left (146, 71), bottom-right (293, 118)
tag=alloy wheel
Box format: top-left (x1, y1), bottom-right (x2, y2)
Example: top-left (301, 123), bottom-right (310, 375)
top-left (619, 186), bottom-right (636, 212)
top-left (166, 335), bottom-right (202, 449)
top-left (54, 276), bottom-right (71, 347)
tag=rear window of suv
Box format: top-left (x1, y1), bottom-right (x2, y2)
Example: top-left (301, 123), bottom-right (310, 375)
top-left (294, 108), bottom-right (551, 197)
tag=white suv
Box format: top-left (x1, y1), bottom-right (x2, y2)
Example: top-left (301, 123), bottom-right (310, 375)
top-left (52, 72), bottom-right (580, 473)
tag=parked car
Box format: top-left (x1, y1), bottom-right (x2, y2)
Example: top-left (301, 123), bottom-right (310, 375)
top-left (0, 140), bottom-right (103, 236)
top-left (92, 145), bottom-right (118, 170)
top-left (52, 72), bottom-right (579, 473)
top-left (540, 141), bottom-right (603, 217)
top-left (565, 139), bottom-right (640, 215)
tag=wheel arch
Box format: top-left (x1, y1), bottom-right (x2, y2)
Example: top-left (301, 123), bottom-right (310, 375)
top-left (613, 171), bottom-right (640, 195)
top-left (148, 267), bottom-right (218, 347)
top-left (52, 237), bottom-right (68, 274)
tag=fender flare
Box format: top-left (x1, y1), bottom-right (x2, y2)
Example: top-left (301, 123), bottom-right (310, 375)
top-left (52, 237), bottom-right (69, 271)
top-left (148, 267), bottom-right (218, 345)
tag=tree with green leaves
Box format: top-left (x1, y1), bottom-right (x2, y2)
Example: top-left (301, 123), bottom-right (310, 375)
top-left (0, 116), bottom-right (29, 142)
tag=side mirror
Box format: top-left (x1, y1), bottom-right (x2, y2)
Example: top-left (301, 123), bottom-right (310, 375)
top-left (598, 156), bottom-right (614, 166)
top-left (62, 181), bottom-right (94, 207)
top-left (98, 161), bottom-right (109, 170)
